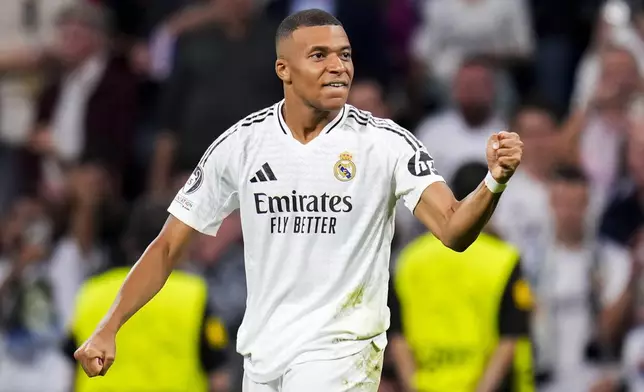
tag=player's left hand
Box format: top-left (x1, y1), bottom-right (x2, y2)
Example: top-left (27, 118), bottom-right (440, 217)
top-left (486, 131), bottom-right (523, 184)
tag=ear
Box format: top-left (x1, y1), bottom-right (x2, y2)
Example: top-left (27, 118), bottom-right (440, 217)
top-left (275, 58), bottom-right (291, 84)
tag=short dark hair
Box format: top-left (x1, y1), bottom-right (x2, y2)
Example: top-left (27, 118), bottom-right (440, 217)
top-left (511, 95), bottom-right (562, 127)
top-left (452, 162), bottom-right (489, 200)
top-left (551, 164), bottom-right (588, 184)
top-left (276, 9), bottom-right (343, 42)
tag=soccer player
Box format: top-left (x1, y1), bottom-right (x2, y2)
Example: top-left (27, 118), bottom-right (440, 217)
top-left (74, 9), bottom-right (523, 392)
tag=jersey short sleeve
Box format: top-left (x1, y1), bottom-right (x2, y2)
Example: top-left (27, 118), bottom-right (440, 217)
top-left (391, 123), bottom-right (445, 213)
top-left (168, 131), bottom-right (240, 236)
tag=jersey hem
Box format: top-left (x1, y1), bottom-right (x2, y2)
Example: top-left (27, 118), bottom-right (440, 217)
top-left (167, 204), bottom-right (219, 236)
top-left (406, 175), bottom-right (445, 214)
top-left (241, 333), bottom-right (388, 384)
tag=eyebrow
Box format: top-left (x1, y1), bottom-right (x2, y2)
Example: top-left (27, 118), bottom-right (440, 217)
top-left (308, 45), bottom-right (352, 53)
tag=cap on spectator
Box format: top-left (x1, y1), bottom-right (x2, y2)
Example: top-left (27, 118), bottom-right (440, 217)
top-left (55, 2), bottom-right (112, 34)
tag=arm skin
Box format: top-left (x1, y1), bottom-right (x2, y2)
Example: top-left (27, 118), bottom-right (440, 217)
top-left (97, 215), bottom-right (195, 334)
top-left (389, 333), bottom-right (418, 392)
top-left (475, 339), bottom-right (517, 392)
top-left (414, 181), bottom-right (501, 253)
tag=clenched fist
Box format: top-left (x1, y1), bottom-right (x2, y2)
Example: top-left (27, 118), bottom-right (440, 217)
top-left (74, 328), bottom-right (117, 377)
top-left (486, 131), bottom-right (523, 184)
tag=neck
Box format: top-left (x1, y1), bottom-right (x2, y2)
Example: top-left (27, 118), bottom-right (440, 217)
top-left (282, 95), bottom-right (340, 144)
top-left (556, 229), bottom-right (585, 248)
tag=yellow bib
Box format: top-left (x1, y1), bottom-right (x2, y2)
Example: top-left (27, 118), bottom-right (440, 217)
top-left (395, 233), bottom-right (534, 392)
top-left (72, 268), bottom-right (209, 392)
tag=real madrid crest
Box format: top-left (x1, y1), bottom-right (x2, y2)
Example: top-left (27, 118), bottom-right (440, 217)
top-left (334, 152), bottom-right (356, 182)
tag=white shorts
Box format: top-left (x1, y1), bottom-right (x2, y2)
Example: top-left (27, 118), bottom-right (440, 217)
top-left (242, 342), bottom-right (384, 392)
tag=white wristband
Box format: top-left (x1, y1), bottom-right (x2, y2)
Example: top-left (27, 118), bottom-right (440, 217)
top-left (484, 171), bottom-right (507, 194)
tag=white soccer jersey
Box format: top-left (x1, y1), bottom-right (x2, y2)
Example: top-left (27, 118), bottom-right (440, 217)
top-left (168, 100), bottom-right (444, 383)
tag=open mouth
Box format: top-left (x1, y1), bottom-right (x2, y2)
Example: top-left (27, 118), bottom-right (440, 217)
top-left (323, 82), bottom-right (348, 88)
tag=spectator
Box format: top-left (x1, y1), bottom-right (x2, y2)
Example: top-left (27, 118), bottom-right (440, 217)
top-left (48, 163), bottom-right (127, 328)
top-left (415, 58), bottom-right (505, 185)
top-left (411, 0), bottom-right (534, 112)
top-left (20, 2), bottom-right (139, 200)
top-left (561, 45), bottom-right (643, 209)
top-left (491, 99), bottom-right (560, 284)
top-left (600, 120), bottom-right (644, 246)
top-left (0, 0), bottom-right (89, 213)
top-left (571, 0), bottom-right (644, 111)
top-left (348, 79), bottom-right (391, 119)
top-left (530, 0), bottom-right (600, 109)
top-left (150, 0), bottom-right (282, 196)
top-left (0, 196), bottom-right (72, 392)
top-left (384, 0), bottom-right (419, 77)
top-left (389, 162), bottom-right (535, 392)
top-left (535, 166), bottom-right (632, 392)
top-left (621, 227), bottom-right (644, 392)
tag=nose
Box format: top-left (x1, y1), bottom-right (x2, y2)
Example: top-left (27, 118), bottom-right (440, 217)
top-left (326, 54), bottom-right (346, 74)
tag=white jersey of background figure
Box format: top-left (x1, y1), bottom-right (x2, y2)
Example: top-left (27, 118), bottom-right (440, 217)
top-left (168, 100), bottom-right (444, 383)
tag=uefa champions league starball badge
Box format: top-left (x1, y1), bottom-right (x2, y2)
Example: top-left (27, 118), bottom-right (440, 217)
top-left (334, 152), bottom-right (356, 182)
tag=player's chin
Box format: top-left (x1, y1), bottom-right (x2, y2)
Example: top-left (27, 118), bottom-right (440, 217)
top-left (317, 91), bottom-right (349, 111)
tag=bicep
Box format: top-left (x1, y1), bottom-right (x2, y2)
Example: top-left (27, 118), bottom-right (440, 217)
top-left (156, 214), bottom-right (198, 261)
top-left (413, 182), bottom-right (459, 239)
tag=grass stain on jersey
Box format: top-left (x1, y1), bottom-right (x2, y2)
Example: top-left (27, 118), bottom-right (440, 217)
top-left (336, 284), bottom-right (366, 318)
top-left (342, 343), bottom-right (383, 391)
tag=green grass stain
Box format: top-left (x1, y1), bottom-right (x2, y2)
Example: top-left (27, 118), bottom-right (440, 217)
top-left (341, 343), bottom-right (383, 391)
top-left (337, 283), bottom-right (366, 317)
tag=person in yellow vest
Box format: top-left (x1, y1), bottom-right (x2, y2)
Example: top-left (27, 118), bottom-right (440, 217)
top-left (388, 161), bottom-right (535, 392)
top-left (61, 198), bottom-right (231, 392)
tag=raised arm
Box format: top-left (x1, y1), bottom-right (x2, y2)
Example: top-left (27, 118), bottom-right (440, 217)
top-left (74, 215), bottom-right (196, 376)
top-left (413, 132), bottom-right (523, 252)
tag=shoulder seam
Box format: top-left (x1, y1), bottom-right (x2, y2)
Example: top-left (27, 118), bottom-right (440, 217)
top-left (200, 105), bottom-right (275, 166)
top-left (346, 107), bottom-right (422, 151)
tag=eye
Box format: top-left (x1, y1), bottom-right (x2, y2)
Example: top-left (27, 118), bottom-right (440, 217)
top-left (341, 52), bottom-right (352, 60)
top-left (310, 52), bottom-right (324, 60)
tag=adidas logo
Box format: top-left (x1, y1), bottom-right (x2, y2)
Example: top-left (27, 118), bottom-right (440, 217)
top-left (250, 163), bottom-right (277, 183)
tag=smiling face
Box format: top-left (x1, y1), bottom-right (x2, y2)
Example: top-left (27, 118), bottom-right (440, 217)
top-left (276, 25), bottom-right (354, 111)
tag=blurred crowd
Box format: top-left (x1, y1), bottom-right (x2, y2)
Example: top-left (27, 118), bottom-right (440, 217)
top-left (2, 0), bottom-right (644, 391)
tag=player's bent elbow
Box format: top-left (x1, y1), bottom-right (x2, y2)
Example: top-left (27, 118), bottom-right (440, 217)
top-left (439, 234), bottom-right (475, 253)
top-left (445, 241), bottom-right (469, 253)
